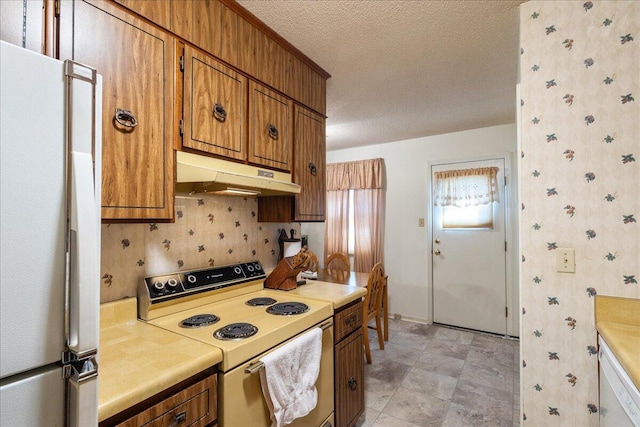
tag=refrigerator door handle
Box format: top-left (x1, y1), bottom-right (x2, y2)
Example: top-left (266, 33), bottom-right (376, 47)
top-left (68, 151), bottom-right (100, 354)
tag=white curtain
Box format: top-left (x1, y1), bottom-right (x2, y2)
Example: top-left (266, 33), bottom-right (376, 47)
top-left (433, 167), bottom-right (500, 207)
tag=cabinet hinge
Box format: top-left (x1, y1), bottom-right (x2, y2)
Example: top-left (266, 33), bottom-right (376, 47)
top-left (179, 55), bottom-right (184, 72)
top-left (505, 307), bottom-right (508, 318)
top-left (179, 119), bottom-right (184, 136)
top-left (504, 176), bottom-right (507, 186)
top-left (505, 241), bottom-right (507, 252)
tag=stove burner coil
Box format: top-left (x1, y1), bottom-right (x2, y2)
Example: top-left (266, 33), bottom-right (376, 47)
top-left (246, 297), bottom-right (277, 306)
top-left (266, 302), bottom-right (310, 316)
top-left (179, 314), bottom-right (220, 328)
top-left (214, 322), bottom-right (259, 340)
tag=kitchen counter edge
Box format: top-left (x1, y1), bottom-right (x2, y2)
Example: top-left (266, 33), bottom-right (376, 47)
top-left (99, 297), bottom-right (223, 422)
top-left (285, 280), bottom-right (367, 309)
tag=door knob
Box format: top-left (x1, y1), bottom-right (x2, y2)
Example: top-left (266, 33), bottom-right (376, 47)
top-left (434, 249), bottom-right (441, 255)
top-left (434, 239), bottom-right (440, 244)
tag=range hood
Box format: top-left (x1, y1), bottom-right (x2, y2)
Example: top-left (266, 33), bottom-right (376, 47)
top-left (176, 151), bottom-right (301, 196)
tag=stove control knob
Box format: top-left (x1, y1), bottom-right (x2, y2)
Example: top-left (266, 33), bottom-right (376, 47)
top-left (167, 278), bottom-right (178, 288)
top-left (247, 264), bottom-right (254, 272)
top-left (153, 281), bottom-right (165, 291)
top-left (253, 263), bottom-right (262, 271)
top-left (234, 266), bottom-right (242, 275)
top-left (186, 274), bottom-right (197, 284)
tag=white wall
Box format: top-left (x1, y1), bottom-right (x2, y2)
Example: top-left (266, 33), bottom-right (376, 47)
top-left (303, 123), bottom-right (519, 335)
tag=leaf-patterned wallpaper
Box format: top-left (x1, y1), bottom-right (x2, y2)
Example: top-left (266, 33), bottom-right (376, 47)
top-left (100, 195), bottom-right (299, 303)
top-left (519, 1), bottom-right (639, 425)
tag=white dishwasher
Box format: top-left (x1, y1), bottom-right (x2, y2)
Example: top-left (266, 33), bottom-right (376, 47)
top-left (599, 336), bottom-right (640, 427)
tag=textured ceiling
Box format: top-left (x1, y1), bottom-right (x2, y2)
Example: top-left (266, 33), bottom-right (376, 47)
top-left (238, 0), bottom-right (525, 151)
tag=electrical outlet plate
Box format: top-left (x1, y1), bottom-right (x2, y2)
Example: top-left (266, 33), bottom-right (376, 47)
top-left (556, 248), bottom-right (575, 273)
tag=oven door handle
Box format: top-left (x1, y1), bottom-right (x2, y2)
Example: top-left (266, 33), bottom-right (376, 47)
top-left (244, 322), bottom-right (332, 375)
top-left (245, 361), bottom-right (264, 375)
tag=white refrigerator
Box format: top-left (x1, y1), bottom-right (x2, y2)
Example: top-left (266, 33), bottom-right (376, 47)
top-left (0, 41), bottom-right (102, 426)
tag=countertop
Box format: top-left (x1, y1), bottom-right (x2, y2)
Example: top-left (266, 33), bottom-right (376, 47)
top-left (285, 280), bottom-right (367, 309)
top-left (99, 298), bottom-right (222, 422)
top-left (594, 295), bottom-right (640, 390)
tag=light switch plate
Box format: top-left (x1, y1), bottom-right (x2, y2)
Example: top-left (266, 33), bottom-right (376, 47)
top-left (556, 248), bottom-right (575, 273)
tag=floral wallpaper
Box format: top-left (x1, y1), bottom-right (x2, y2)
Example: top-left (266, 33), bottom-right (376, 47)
top-left (519, 1), bottom-right (639, 426)
top-left (100, 195), bottom-right (299, 303)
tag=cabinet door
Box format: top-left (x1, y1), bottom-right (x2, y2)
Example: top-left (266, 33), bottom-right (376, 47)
top-left (335, 329), bottom-right (364, 427)
top-left (248, 81), bottom-right (292, 171)
top-left (191, 0), bottom-right (222, 58)
top-left (294, 106), bottom-right (325, 221)
top-left (59, 0), bottom-right (175, 220)
top-left (113, 0), bottom-right (171, 29)
top-left (182, 45), bottom-right (246, 160)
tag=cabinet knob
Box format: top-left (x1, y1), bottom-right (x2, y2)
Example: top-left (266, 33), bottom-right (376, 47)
top-left (114, 108), bottom-right (138, 128)
top-left (348, 376), bottom-right (357, 390)
top-left (267, 124), bottom-right (279, 140)
top-left (434, 249), bottom-right (441, 255)
top-left (309, 162), bottom-right (317, 176)
top-left (213, 103), bottom-right (227, 122)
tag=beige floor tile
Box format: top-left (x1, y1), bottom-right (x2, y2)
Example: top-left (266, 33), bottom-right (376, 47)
top-left (401, 366), bottom-right (458, 401)
top-left (382, 386), bottom-right (450, 426)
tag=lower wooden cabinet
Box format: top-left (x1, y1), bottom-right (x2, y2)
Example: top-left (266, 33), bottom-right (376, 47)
top-left (334, 301), bottom-right (364, 427)
top-left (102, 373), bottom-right (217, 427)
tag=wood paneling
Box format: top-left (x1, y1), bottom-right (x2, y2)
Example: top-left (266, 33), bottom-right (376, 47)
top-left (218, 3), bottom-right (239, 67)
top-left (335, 329), bottom-right (364, 427)
top-left (114, 0), bottom-right (171, 29)
top-left (59, 0), bottom-right (175, 221)
top-left (248, 81), bottom-right (292, 171)
top-left (257, 195), bottom-right (293, 223)
top-left (170, 0), bottom-right (192, 42)
top-left (182, 45), bottom-right (246, 160)
top-left (191, 0), bottom-right (221, 58)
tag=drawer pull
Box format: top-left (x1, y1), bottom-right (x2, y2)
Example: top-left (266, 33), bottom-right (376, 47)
top-left (213, 103), bottom-right (227, 122)
top-left (114, 108), bottom-right (137, 128)
top-left (175, 411), bottom-right (187, 424)
top-left (348, 376), bottom-right (357, 391)
top-left (309, 162), bottom-right (317, 176)
top-left (344, 314), bottom-right (358, 325)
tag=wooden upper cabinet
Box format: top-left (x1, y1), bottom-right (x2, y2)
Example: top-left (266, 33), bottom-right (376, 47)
top-left (170, 0), bottom-right (239, 66)
top-left (294, 105), bottom-right (326, 221)
top-left (181, 45), bottom-right (246, 161)
top-left (0, 0), bottom-right (46, 54)
top-left (248, 81), bottom-right (292, 171)
top-left (59, 0), bottom-right (175, 221)
top-left (113, 0), bottom-right (171, 29)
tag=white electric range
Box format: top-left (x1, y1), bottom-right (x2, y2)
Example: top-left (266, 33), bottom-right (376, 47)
top-left (138, 261), bottom-right (334, 427)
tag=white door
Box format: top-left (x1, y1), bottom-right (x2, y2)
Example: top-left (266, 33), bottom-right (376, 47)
top-left (431, 158), bottom-right (507, 335)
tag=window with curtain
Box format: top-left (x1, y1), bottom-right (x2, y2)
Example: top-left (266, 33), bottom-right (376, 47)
top-left (324, 158), bottom-right (385, 273)
top-left (433, 167), bottom-right (499, 229)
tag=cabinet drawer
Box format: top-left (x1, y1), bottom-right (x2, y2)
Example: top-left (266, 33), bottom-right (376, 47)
top-left (115, 374), bottom-right (217, 427)
top-left (334, 301), bottom-right (362, 344)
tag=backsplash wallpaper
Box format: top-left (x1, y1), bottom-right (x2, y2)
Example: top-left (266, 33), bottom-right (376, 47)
top-left (100, 194), bottom-right (299, 303)
top-left (519, 1), bottom-right (639, 426)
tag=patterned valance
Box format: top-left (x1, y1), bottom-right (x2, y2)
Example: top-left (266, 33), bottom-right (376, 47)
top-left (433, 167), bottom-right (499, 207)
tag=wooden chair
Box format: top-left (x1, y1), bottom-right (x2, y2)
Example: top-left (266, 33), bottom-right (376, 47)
top-left (363, 262), bottom-right (385, 364)
top-left (325, 253), bottom-right (350, 272)
top-left (306, 250), bottom-right (319, 272)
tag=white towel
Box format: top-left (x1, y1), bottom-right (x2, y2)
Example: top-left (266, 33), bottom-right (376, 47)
top-left (259, 327), bottom-right (323, 427)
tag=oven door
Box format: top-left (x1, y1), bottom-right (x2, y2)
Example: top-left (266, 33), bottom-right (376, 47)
top-left (219, 320), bottom-right (334, 427)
